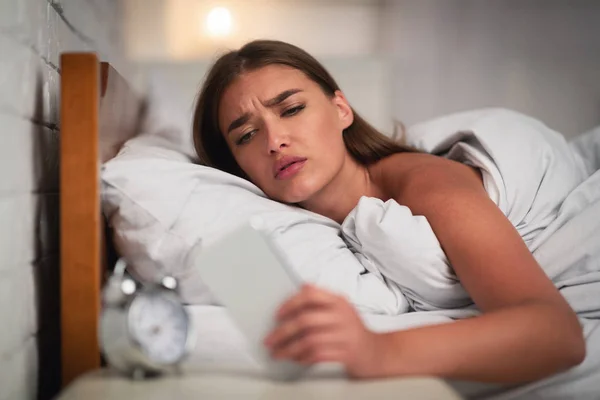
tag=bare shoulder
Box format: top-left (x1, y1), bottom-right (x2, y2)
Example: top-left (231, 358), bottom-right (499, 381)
top-left (370, 152), bottom-right (485, 210)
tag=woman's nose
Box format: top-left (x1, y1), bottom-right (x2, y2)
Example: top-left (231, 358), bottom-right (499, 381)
top-left (265, 120), bottom-right (290, 154)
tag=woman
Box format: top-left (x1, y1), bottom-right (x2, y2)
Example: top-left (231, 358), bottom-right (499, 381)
top-left (192, 40), bottom-right (585, 383)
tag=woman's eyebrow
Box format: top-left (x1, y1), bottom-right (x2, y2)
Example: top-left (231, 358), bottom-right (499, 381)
top-left (264, 88), bottom-right (303, 107)
top-left (227, 113), bottom-right (250, 134)
top-left (227, 89), bottom-right (303, 134)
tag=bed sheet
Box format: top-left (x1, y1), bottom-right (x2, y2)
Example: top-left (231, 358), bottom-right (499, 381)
top-left (178, 113), bottom-right (600, 398)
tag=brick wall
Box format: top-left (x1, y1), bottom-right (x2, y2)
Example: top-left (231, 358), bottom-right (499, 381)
top-left (0, 1), bottom-right (124, 399)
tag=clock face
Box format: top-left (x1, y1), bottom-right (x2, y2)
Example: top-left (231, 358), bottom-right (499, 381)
top-left (127, 291), bottom-right (189, 365)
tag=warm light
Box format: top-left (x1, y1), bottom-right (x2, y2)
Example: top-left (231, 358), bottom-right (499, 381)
top-left (206, 7), bottom-right (232, 37)
top-left (121, 279), bottom-right (136, 295)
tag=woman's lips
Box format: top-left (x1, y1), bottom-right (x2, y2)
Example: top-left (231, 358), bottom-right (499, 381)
top-left (275, 159), bottom-right (307, 180)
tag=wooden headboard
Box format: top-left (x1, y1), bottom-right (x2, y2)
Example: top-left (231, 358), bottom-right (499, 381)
top-left (60, 53), bottom-right (144, 387)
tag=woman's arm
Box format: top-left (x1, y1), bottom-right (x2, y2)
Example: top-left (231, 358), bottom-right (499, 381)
top-left (382, 160), bottom-right (585, 382)
top-left (375, 298), bottom-right (583, 383)
top-left (265, 158), bottom-right (585, 383)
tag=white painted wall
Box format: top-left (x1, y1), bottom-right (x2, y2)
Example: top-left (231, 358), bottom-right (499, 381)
top-left (129, 0), bottom-right (600, 140)
top-left (0, 1), bottom-right (124, 399)
top-left (125, 0), bottom-right (382, 60)
top-left (383, 0), bottom-right (600, 138)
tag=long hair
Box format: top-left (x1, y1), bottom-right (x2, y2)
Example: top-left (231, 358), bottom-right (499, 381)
top-left (192, 40), bottom-right (418, 179)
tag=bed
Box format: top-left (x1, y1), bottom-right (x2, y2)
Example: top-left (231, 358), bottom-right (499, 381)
top-left (58, 52), bottom-right (600, 400)
top-left (57, 53), bottom-right (464, 399)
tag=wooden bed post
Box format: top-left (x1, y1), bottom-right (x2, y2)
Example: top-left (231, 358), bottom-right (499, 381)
top-left (60, 53), bottom-right (102, 387)
top-left (60, 52), bottom-right (143, 388)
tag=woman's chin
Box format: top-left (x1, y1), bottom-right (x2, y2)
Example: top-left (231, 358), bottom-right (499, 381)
top-left (270, 183), bottom-right (319, 205)
top-left (277, 191), bottom-right (311, 205)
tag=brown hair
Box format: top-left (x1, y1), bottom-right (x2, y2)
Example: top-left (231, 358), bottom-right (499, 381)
top-left (192, 40), bottom-right (418, 179)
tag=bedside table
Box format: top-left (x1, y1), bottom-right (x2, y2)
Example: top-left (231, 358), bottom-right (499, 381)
top-left (57, 369), bottom-right (464, 400)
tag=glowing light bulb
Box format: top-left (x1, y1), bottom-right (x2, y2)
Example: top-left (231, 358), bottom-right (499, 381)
top-left (206, 7), bottom-right (232, 37)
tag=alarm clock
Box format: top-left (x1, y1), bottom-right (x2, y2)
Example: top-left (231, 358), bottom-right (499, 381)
top-left (99, 258), bottom-right (194, 379)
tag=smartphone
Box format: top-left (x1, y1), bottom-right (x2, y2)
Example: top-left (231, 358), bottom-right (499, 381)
top-left (190, 217), bottom-right (307, 380)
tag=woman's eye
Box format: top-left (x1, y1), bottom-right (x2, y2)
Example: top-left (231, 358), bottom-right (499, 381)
top-left (236, 130), bottom-right (257, 145)
top-left (281, 104), bottom-right (305, 117)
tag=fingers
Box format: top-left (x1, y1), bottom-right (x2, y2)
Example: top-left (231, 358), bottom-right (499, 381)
top-left (271, 331), bottom-right (344, 363)
top-left (264, 309), bottom-right (338, 349)
top-left (276, 284), bottom-right (343, 321)
top-left (264, 285), bottom-right (362, 367)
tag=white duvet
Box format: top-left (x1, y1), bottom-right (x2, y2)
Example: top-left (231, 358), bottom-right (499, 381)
top-left (184, 109), bottom-right (600, 399)
top-left (342, 108), bottom-right (600, 317)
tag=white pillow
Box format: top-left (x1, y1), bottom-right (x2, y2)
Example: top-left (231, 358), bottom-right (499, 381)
top-left (101, 152), bottom-right (407, 314)
top-left (132, 68), bottom-right (200, 162)
top-left (101, 68), bottom-right (407, 313)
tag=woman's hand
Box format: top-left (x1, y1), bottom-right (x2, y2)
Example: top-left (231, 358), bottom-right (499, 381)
top-left (264, 284), bottom-right (386, 379)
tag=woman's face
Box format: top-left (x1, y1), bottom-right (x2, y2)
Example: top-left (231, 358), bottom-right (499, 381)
top-left (218, 64), bottom-right (354, 204)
